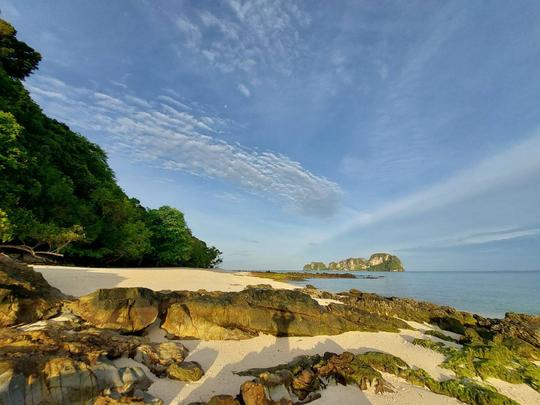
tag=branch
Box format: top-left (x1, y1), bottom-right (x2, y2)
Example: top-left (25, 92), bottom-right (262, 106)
top-left (0, 244), bottom-right (37, 256)
top-left (34, 250), bottom-right (64, 258)
top-left (0, 245), bottom-right (64, 258)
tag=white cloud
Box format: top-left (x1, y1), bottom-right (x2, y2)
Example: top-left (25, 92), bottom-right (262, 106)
top-left (172, 0), bottom-right (310, 77)
top-left (322, 131), bottom-right (540, 242)
top-left (27, 76), bottom-right (342, 217)
top-left (176, 16), bottom-right (202, 49)
top-left (237, 83), bottom-right (251, 97)
top-left (449, 227), bottom-right (540, 246)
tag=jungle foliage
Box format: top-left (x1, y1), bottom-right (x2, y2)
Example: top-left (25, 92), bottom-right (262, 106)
top-left (0, 19), bottom-right (222, 267)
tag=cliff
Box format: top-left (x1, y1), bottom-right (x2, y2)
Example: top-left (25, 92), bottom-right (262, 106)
top-left (304, 253), bottom-right (404, 272)
top-left (303, 261), bottom-right (328, 270)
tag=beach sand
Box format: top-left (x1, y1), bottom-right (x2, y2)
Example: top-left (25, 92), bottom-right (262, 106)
top-left (33, 265), bottom-right (295, 296)
top-left (35, 265), bottom-right (539, 405)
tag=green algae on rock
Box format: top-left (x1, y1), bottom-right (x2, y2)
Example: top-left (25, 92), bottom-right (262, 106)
top-left (230, 351), bottom-right (518, 405)
top-left (413, 338), bottom-right (540, 392)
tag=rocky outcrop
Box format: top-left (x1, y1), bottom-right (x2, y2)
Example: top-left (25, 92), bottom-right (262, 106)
top-left (0, 317), bottom-right (200, 404)
top-left (69, 288), bottom-right (160, 333)
top-left (302, 262), bottom-right (326, 271)
top-left (0, 253), bottom-right (65, 326)
top-left (197, 350), bottom-right (521, 405)
top-left (304, 253), bottom-right (404, 272)
top-left (160, 288), bottom-right (409, 340)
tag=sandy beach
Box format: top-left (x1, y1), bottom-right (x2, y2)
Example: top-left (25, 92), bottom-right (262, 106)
top-left (34, 265), bottom-right (539, 405)
top-left (33, 265), bottom-right (295, 296)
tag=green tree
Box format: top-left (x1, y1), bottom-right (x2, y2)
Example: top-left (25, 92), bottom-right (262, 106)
top-left (0, 19), bottom-right (41, 79)
top-left (147, 206), bottom-right (193, 266)
top-left (0, 209), bottom-right (12, 242)
top-left (188, 237), bottom-right (223, 268)
top-left (0, 17), bottom-right (222, 266)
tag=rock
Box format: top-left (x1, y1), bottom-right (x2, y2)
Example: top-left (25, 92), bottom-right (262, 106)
top-left (134, 342), bottom-right (188, 377)
top-left (302, 262), bottom-right (327, 271)
top-left (206, 395), bottom-right (241, 405)
top-left (0, 324), bottom-right (164, 405)
top-left (166, 361), bottom-right (204, 382)
top-left (339, 289), bottom-right (477, 330)
top-left (291, 369), bottom-right (317, 392)
top-left (494, 312), bottom-right (540, 349)
top-left (69, 288), bottom-right (159, 333)
top-left (93, 391), bottom-right (163, 404)
top-left (161, 288), bottom-right (408, 340)
top-left (0, 356), bottom-right (151, 405)
top-left (240, 381), bottom-right (292, 405)
top-left (304, 253), bottom-right (404, 272)
top-left (0, 254), bottom-right (64, 326)
top-left (187, 395), bottom-right (241, 405)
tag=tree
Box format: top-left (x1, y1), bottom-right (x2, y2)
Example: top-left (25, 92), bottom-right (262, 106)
top-left (188, 237), bottom-right (223, 268)
top-left (0, 19), bottom-right (41, 79)
top-left (147, 206), bottom-right (193, 266)
top-left (0, 209), bottom-right (12, 242)
top-left (0, 17), bottom-right (222, 266)
top-left (0, 110), bottom-right (24, 170)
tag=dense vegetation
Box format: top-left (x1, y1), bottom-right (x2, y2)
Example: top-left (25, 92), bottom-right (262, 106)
top-left (0, 19), bottom-right (221, 267)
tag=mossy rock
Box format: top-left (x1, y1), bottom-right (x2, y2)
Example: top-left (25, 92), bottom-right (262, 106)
top-left (166, 362), bottom-right (204, 382)
top-left (69, 287), bottom-right (159, 333)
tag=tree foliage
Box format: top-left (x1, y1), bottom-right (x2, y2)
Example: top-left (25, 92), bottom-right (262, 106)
top-left (0, 18), bottom-right (222, 267)
top-left (0, 19), bottom-right (41, 79)
top-left (147, 206), bottom-right (193, 266)
top-left (0, 209), bottom-right (12, 243)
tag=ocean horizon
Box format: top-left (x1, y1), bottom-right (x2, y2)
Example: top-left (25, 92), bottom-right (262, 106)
top-left (235, 269), bottom-right (540, 319)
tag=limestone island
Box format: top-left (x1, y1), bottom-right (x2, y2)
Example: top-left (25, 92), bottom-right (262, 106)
top-left (304, 253), bottom-right (404, 271)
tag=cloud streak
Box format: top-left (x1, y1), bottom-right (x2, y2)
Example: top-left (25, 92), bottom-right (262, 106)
top-left (26, 76), bottom-right (342, 217)
top-left (320, 130), bottom-right (540, 242)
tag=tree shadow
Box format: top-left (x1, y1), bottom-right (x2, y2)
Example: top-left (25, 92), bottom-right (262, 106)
top-left (34, 265), bottom-right (127, 296)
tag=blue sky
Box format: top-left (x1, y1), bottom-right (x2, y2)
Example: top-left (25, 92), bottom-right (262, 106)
top-left (3, 0), bottom-right (540, 270)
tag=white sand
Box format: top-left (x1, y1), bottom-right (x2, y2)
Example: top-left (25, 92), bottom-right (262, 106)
top-left (37, 266), bottom-right (537, 405)
top-left (33, 265), bottom-right (294, 296)
top-left (113, 325), bottom-right (458, 405)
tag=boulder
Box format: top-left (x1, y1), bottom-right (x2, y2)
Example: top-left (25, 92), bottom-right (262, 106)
top-left (166, 361), bottom-right (204, 382)
top-left (70, 288), bottom-right (159, 333)
top-left (134, 342), bottom-right (188, 377)
top-left (0, 254), bottom-right (64, 326)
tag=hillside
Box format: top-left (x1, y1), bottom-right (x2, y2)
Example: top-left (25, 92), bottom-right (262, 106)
top-left (0, 19), bottom-right (221, 267)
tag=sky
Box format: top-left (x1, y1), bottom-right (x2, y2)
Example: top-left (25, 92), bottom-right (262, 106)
top-left (2, 0), bottom-right (540, 270)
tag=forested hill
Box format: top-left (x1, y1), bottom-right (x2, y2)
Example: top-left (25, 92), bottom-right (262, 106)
top-left (0, 19), bottom-right (222, 267)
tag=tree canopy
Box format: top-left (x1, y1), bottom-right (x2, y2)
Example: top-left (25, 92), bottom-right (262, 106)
top-left (0, 18), bottom-right (222, 267)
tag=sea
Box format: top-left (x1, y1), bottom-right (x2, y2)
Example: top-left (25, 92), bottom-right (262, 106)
top-left (246, 270), bottom-right (540, 319)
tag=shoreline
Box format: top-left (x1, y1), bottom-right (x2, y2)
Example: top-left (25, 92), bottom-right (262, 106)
top-left (27, 264), bottom-right (540, 405)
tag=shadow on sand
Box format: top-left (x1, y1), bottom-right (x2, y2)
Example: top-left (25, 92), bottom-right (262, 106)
top-left (178, 310), bottom-right (373, 404)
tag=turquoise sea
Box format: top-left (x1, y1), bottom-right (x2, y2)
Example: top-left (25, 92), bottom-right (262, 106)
top-left (260, 270), bottom-right (540, 319)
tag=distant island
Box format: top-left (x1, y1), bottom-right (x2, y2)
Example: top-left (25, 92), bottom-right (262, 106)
top-left (303, 253), bottom-right (404, 272)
